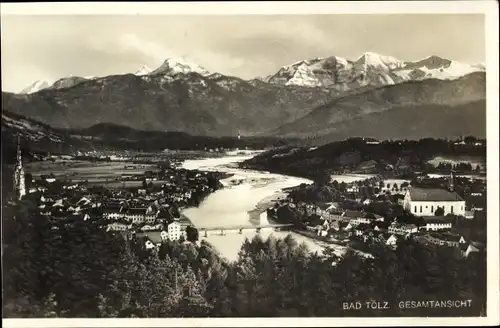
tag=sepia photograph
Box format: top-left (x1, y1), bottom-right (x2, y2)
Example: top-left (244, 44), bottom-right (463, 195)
top-left (1, 1), bottom-right (499, 327)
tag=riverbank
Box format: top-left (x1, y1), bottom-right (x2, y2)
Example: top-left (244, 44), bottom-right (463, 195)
top-left (247, 190), bottom-right (288, 221)
top-left (292, 229), bottom-right (372, 258)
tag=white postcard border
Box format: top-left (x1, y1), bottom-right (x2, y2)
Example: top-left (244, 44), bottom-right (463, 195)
top-left (1, 1), bottom-right (498, 327)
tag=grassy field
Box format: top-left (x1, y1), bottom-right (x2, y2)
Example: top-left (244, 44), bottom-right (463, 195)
top-left (86, 180), bottom-right (171, 188)
top-left (26, 160), bottom-right (159, 187)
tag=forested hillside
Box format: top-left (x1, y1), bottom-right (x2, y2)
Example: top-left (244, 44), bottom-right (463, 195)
top-left (3, 196), bottom-right (486, 317)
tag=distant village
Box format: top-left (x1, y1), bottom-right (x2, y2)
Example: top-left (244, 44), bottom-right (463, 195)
top-left (267, 170), bottom-right (486, 258)
top-left (11, 138), bottom-right (226, 250)
top-left (9, 135), bottom-right (487, 260)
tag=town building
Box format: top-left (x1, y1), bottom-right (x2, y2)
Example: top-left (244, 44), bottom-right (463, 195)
top-left (346, 184), bottom-right (359, 193)
top-left (353, 223), bottom-right (371, 236)
top-left (167, 220), bottom-right (182, 241)
top-left (386, 234), bottom-right (398, 246)
top-left (403, 183), bottom-right (465, 217)
top-left (140, 224), bottom-right (164, 231)
top-left (462, 244), bottom-right (480, 258)
top-left (425, 232), bottom-right (467, 248)
top-left (136, 231), bottom-right (169, 249)
top-left (103, 206), bottom-right (126, 220)
top-left (388, 222), bottom-right (418, 235)
top-left (340, 210), bottom-right (365, 223)
top-left (106, 222), bottom-right (131, 231)
top-left (421, 216), bottom-right (454, 231)
top-left (126, 208), bottom-right (148, 224)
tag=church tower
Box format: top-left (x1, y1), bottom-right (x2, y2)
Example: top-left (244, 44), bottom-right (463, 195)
top-left (14, 136), bottom-right (26, 200)
top-left (448, 171), bottom-right (455, 192)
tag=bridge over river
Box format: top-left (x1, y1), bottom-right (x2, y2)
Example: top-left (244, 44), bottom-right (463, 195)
top-left (198, 223), bottom-right (294, 237)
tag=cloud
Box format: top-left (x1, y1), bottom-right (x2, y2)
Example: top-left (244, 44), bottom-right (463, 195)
top-left (1, 63), bottom-right (57, 93)
top-left (0, 15), bottom-right (485, 92)
top-left (118, 33), bottom-right (179, 65)
top-left (115, 33), bottom-right (248, 76)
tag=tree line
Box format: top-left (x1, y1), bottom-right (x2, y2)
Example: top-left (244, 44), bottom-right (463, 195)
top-left (241, 138), bottom-right (486, 180)
top-left (3, 198), bottom-right (486, 318)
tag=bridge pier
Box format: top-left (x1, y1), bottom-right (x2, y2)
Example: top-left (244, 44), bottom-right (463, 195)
top-left (199, 224), bottom-right (292, 236)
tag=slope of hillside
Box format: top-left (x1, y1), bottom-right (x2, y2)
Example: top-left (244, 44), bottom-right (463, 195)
top-left (1, 111), bottom-right (77, 161)
top-left (304, 100), bottom-right (486, 145)
top-left (2, 72), bottom-right (341, 136)
top-left (1, 111), bottom-right (298, 158)
top-left (240, 136), bottom-right (486, 180)
top-left (49, 76), bottom-right (91, 90)
top-left (273, 72), bottom-right (485, 139)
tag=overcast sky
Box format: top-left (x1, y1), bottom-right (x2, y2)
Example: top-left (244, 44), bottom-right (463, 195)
top-left (1, 14), bottom-right (485, 92)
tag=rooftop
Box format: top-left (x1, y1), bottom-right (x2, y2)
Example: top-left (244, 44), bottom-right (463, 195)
top-left (429, 231), bottom-right (464, 243)
top-left (136, 231), bottom-right (164, 244)
top-left (128, 208), bottom-right (147, 215)
top-left (342, 210), bottom-right (364, 218)
top-left (409, 187), bottom-right (464, 202)
top-left (422, 216), bottom-right (455, 224)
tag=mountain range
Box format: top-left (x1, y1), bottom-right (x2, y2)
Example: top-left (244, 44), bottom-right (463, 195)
top-left (3, 52), bottom-right (486, 145)
top-left (263, 53), bottom-right (484, 89)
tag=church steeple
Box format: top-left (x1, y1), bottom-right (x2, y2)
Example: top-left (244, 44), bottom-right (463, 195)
top-left (448, 171), bottom-right (455, 192)
top-left (14, 135), bottom-right (26, 200)
top-left (16, 135), bottom-right (22, 166)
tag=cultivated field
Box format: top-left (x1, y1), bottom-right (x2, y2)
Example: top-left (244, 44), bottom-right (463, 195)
top-left (26, 161), bottom-right (159, 187)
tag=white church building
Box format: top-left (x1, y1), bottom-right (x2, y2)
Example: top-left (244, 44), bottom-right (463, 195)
top-left (403, 173), bottom-right (466, 217)
top-left (403, 187), bottom-right (466, 217)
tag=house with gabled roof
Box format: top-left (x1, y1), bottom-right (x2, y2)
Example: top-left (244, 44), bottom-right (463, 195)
top-left (126, 208), bottom-right (147, 223)
top-left (388, 222), bottom-right (418, 236)
top-left (421, 216), bottom-right (454, 231)
top-left (461, 243), bottom-right (480, 258)
top-left (140, 223), bottom-right (164, 231)
top-left (403, 186), bottom-right (465, 217)
top-left (106, 221), bottom-right (131, 232)
top-left (386, 234), bottom-right (398, 246)
top-left (136, 231), bottom-right (169, 249)
top-left (425, 231), bottom-right (467, 248)
top-left (102, 206), bottom-right (126, 220)
top-left (353, 223), bottom-right (371, 236)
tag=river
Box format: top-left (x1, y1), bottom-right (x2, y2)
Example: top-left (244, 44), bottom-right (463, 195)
top-left (181, 152), bottom-right (348, 262)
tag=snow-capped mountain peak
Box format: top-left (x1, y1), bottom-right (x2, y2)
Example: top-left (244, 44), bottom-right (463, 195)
top-left (20, 80), bottom-right (50, 94)
top-left (410, 60), bottom-right (484, 80)
top-left (356, 52), bottom-right (405, 70)
top-left (149, 57), bottom-right (210, 76)
top-left (135, 65), bottom-right (153, 76)
top-left (265, 52), bottom-right (485, 89)
top-left (472, 63), bottom-right (486, 71)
